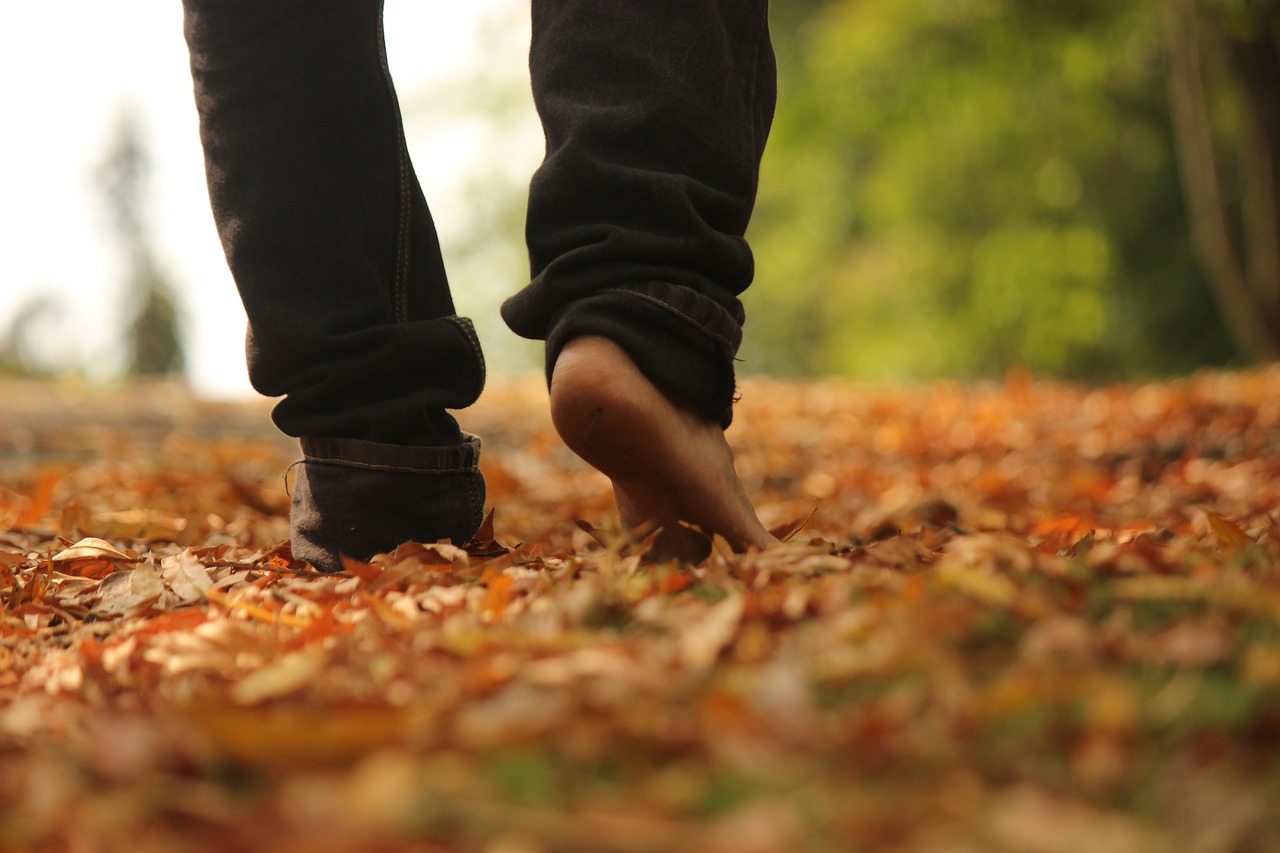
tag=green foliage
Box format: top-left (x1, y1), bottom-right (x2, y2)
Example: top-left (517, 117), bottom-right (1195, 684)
top-left (743, 0), bottom-right (1240, 380)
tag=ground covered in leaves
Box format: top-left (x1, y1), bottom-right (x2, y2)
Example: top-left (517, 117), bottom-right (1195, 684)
top-left (3, 370), bottom-right (1280, 852)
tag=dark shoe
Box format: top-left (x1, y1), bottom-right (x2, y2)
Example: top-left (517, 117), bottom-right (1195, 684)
top-left (288, 433), bottom-right (485, 572)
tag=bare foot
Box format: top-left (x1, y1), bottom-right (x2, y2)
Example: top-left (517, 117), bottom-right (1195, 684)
top-left (549, 335), bottom-right (776, 562)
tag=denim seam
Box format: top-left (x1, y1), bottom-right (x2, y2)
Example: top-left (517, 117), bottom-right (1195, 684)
top-left (376, 1), bottom-right (411, 324)
top-left (745, 11), bottom-right (764, 159)
top-left (465, 475), bottom-right (483, 533)
top-left (301, 433), bottom-right (481, 473)
top-left (445, 315), bottom-right (487, 398)
top-left (303, 458), bottom-right (479, 475)
top-left (599, 287), bottom-right (740, 353)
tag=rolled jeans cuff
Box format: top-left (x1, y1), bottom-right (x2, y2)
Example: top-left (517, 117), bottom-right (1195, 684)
top-left (289, 433), bottom-right (485, 572)
top-left (299, 433), bottom-right (482, 473)
top-left (542, 282), bottom-right (743, 429)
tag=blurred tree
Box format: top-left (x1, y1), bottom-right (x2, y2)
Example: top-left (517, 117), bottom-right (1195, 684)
top-left (0, 294), bottom-right (62, 377)
top-left (743, 0), bottom-right (1241, 380)
top-left (95, 107), bottom-right (185, 377)
top-left (1165, 0), bottom-right (1280, 359)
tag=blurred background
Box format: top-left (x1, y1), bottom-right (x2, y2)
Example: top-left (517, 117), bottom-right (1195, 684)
top-left (2, 0), bottom-right (1276, 396)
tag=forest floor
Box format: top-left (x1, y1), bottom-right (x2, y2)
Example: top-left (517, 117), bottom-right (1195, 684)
top-left (2, 369), bottom-right (1280, 852)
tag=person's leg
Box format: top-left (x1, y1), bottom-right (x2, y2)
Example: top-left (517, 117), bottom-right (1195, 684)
top-left (504, 0), bottom-right (777, 559)
top-left (183, 0), bottom-right (485, 570)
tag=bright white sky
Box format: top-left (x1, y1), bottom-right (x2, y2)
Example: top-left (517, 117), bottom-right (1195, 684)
top-left (0, 1), bottom-right (533, 399)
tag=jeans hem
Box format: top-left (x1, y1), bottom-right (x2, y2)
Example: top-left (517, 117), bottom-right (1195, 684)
top-left (445, 315), bottom-right (487, 403)
top-left (597, 282), bottom-right (743, 355)
top-left (542, 284), bottom-right (739, 427)
top-left (299, 432), bottom-right (481, 474)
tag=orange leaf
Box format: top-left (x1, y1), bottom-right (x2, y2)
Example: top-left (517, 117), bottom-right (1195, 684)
top-left (659, 571), bottom-right (695, 595)
top-left (14, 472), bottom-right (60, 528)
top-left (482, 573), bottom-right (514, 621)
top-left (1032, 515), bottom-right (1090, 539)
top-left (206, 588), bottom-right (312, 628)
top-left (183, 704), bottom-right (409, 767)
top-left (342, 556), bottom-right (384, 587)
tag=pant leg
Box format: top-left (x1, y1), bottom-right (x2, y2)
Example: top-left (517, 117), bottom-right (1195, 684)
top-left (183, 0), bottom-right (486, 569)
top-left (183, 0), bottom-right (485, 446)
top-left (502, 0), bottom-right (776, 428)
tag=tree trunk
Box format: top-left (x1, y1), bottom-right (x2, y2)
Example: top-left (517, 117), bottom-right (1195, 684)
top-left (1163, 0), bottom-right (1280, 360)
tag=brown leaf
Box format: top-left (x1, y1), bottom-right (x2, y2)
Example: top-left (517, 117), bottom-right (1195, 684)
top-left (769, 504), bottom-right (818, 542)
top-left (464, 507), bottom-right (511, 558)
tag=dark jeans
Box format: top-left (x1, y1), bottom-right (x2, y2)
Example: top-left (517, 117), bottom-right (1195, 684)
top-left (183, 0), bottom-right (775, 569)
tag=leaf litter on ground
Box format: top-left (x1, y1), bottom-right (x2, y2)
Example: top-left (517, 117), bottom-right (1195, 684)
top-left (2, 369), bottom-right (1280, 851)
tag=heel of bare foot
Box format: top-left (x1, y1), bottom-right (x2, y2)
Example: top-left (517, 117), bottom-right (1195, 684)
top-left (549, 335), bottom-right (775, 562)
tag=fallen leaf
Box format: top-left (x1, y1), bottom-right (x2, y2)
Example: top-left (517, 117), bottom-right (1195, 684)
top-left (94, 563), bottom-right (164, 617)
top-left (680, 593), bottom-right (745, 670)
top-left (93, 510), bottom-right (188, 542)
top-left (161, 550), bottom-right (212, 604)
top-left (1202, 507), bottom-right (1253, 555)
top-left (231, 650), bottom-right (325, 705)
top-left (52, 537), bottom-right (138, 563)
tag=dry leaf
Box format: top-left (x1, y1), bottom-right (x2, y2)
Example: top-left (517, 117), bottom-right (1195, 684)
top-left (680, 594), bottom-right (745, 670)
top-left (1202, 507), bottom-right (1253, 555)
top-left (93, 510), bottom-right (188, 542)
top-left (94, 563), bottom-right (164, 617)
top-left (52, 537), bottom-right (137, 563)
top-left (160, 550), bottom-right (213, 605)
top-left (231, 650), bottom-right (325, 705)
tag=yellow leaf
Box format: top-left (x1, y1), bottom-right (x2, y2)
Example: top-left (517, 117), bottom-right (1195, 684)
top-left (184, 704), bottom-right (409, 766)
top-left (1244, 645), bottom-right (1280, 685)
top-left (936, 560), bottom-right (1017, 606)
top-left (1114, 576), bottom-right (1280, 621)
top-left (93, 510), bottom-right (187, 542)
top-left (1202, 508), bottom-right (1253, 555)
top-left (206, 588), bottom-right (312, 628)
